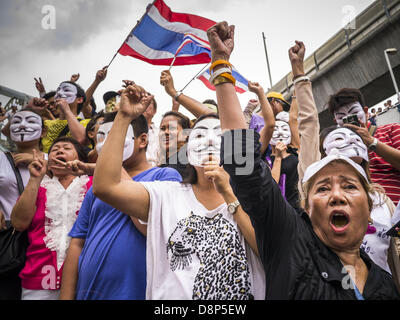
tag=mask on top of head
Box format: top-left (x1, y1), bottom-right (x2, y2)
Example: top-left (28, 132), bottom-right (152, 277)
top-left (55, 82), bottom-right (78, 104)
top-left (96, 122), bottom-right (135, 161)
top-left (334, 102), bottom-right (366, 126)
top-left (10, 111), bottom-right (42, 143)
top-left (270, 119), bottom-right (291, 146)
top-left (275, 111), bottom-right (290, 123)
top-left (323, 127), bottom-right (368, 162)
top-left (187, 118), bottom-right (222, 167)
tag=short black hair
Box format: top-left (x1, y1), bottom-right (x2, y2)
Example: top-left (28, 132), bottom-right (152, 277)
top-left (85, 110), bottom-right (105, 146)
top-left (43, 91), bottom-right (56, 100)
top-left (328, 88), bottom-right (365, 115)
top-left (102, 111), bottom-right (148, 137)
top-left (60, 81), bottom-right (87, 114)
top-left (48, 136), bottom-right (88, 163)
top-left (202, 99), bottom-right (218, 107)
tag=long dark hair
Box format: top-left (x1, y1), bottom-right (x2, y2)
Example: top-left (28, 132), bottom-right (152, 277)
top-left (182, 113), bottom-right (219, 185)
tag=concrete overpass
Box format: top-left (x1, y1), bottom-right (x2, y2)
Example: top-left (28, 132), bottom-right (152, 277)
top-left (270, 0), bottom-right (400, 129)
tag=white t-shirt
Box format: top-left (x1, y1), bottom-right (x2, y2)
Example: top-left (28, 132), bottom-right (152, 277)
top-left (141, 181), bottom-right (265, 300)
top-left (0, 152), bottom-right (30, 220)
top-left (361, 192), bottom-right (396, 273)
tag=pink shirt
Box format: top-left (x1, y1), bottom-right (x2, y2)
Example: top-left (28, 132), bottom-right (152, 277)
top-left (19, 175), bottom-right (92, 290)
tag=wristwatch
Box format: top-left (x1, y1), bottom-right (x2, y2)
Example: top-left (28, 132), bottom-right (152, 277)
top-left (174, 91), bottom-right (183, 101)
top-left (368, 138), bottom-right (378, 152)
top-left (227, 200), bottom-right (240, 215)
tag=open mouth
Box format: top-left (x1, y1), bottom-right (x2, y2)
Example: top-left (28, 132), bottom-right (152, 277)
top-left (55, 155), bottom-right (67, 163)
top-left (330, 211), bottom-right (350, 233)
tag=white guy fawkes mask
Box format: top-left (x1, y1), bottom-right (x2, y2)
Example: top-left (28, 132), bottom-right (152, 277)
top-left (96, 122), bottom-right (135, 161)
top-left (323, 128), bottom-right (369, 162)
top-left (275, 111), bottom-right (290, 123)
top-left (55, 82), bottom-right (78, 104)
top-left (10, 111), bottom-right (42, 142)
top-left (270, 120), bottom-right (291, 146)
top-left (334, 102), bottom-right (366, 126)
top-left (187, 118), bottom-right (222, 167)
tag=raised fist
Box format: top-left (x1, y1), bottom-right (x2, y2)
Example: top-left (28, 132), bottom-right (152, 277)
top-left (288, 41), bottom-right (306, 77)
top-left (119, 84), bottom-right (154, 119)
top-left (95, 66), bottom-right (108, 82)
top-left (207, 21), bottom-right (235, 63)
top-left (70, 73), bottom-right (80, 83)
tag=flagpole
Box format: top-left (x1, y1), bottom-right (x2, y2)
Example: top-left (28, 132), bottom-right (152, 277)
top-left (179, 62), bottom-right (210, 92)
top-left (262, 32), bottom-right (273, 90)
top-left (106, 0), bottom-right (157, 69)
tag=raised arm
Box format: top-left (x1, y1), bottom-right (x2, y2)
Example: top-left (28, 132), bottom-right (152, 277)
top-left (11, 151), bottom-right (46, 231)
top-left (82, 67), bottom-right (108, 118)
top-left (34, 77), bottom-right (46, 98)
top-left (248, 81), bottom-right (275, 155)
top-left (56, 99), bottom-right (88, 145)
top-left (288, 92), bottom-right (300, 151)
top-left (288, 41), bottom-right (320, 193)
top-left (160, 70), bottom-right (213, 118)
top-left (345, 123), bottom-right (400, 171)
top-left (208, 21), bottom-right (298, 260)
top-left (92, 85), bottom-right (152, 221)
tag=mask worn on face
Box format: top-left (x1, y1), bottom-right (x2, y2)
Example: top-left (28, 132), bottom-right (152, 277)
top-left (323, 128), bottom-right (369, 162)
top-left (105, 97), bottom-right (117, 113)
top-left (334, 102), bottom-right (366, 126)
top-left (187, 118), bottom-right (222, 167)
top-left (10, 111), bottom-right (42, 142)
top-left (96, 122), bottom-right (135, 161)
top-left (55, 82), bottom-right (78, 104)
top-left (270, 120), bottom-right (291, 146)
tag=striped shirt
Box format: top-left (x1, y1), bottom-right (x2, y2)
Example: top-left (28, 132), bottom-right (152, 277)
top-left (369, 123), bottom-right (400, 206)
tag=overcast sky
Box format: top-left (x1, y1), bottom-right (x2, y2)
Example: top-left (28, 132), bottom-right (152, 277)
top-left (0, 0), bottom-right (379, 124)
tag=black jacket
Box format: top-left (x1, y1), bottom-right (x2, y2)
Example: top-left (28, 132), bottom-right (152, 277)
top-left (222, 129), bottom-right (400, 300)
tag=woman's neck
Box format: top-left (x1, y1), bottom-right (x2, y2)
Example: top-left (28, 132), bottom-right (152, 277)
top-left (333, 248), bottom-right (362, 267)
top-left (16, 142), bottom-right (41, 154)
top-left (56, 174), bottom-right (76, 190)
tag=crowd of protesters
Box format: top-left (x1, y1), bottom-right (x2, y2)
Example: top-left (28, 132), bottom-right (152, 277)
top-left (1, 20), bottom-right (400, 301)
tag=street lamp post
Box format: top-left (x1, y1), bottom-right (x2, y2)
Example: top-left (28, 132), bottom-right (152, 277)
top-left (384, 48), bottom-right (400, 104)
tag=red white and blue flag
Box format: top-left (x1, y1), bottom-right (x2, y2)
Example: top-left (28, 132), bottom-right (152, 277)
top-left (119, 0), bottom-right (216, 66)
top-left (197, 67), bottom-right (249, 94)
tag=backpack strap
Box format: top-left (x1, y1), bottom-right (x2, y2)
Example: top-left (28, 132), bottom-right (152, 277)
top-left (4, 152), bottom-right (24, 195)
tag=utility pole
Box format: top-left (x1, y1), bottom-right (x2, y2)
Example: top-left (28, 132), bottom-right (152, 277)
top-left (262, 32), bottom-right (273, 90)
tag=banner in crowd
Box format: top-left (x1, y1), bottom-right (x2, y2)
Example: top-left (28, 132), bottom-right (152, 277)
top-left (118, 0), bottom-right (216, 66)
top-left (197, 67), bottom-right (249, 94)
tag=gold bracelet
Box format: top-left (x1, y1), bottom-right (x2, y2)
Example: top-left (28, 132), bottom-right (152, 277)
top-left (212, 75), bottom-right (234, 87)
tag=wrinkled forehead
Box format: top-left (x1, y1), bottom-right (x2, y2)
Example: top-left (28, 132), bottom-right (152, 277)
top-left (192, 118), bottom-right (221, 131)
top-left (11, 111), bottom-right (41, 123)
top-left (57, 82), bottom-right (78, 93)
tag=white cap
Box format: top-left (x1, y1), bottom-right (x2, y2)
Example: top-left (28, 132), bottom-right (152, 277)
top-left (302, 150), bottom-right (369, 184)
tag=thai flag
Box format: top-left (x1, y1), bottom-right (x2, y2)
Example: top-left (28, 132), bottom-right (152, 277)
top-left (197, 67), bottom-right (249, 94)
top-left (119, 0), bottom-right (216, 66)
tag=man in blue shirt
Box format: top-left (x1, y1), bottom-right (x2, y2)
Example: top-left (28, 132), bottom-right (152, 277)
top-left (59, 112), bottom-right (181, 300)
